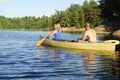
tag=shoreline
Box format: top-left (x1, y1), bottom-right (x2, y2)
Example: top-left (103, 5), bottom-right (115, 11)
top-left (0, 28), bottom-right (119, 39)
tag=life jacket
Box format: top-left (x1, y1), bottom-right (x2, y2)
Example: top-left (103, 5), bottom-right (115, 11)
top-left (54, 30), bottom-right (61, 40)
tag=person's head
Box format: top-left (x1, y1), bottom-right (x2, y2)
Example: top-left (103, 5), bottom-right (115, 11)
top-left (85, 22), bottom-right (90, 30)
top-left (54, 23), bottom-right (61, 30)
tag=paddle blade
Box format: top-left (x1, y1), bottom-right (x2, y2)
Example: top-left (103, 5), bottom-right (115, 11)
top-left (36, 37), bottom-right (46, 47)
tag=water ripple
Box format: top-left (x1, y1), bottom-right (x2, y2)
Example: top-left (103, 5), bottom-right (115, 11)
top-left (0, 31), bottom-right (120, 80)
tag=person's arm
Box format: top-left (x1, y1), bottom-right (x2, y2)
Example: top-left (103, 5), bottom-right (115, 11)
top-left (81, 31), bottom-right (88, 41)
top-left (47, 30), bottom-right (57, 37)
top-left (77, 31), bottom-right (88, 42)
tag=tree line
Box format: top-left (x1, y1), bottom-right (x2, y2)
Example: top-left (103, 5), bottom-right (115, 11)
top-left (0, 0), bottom-right (120, 30)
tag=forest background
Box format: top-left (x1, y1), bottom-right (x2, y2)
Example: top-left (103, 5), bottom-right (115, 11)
top-left (0, 0), bottom-right (120, 35)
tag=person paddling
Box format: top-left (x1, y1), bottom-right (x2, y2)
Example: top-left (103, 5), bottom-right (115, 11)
top-left (47, 23), bottom-right (62, 40)
top-left (36, 23), bottom-right (62, 47)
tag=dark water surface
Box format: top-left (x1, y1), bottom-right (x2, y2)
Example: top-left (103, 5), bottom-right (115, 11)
top-left (0, 30), bottom-right (120, 80)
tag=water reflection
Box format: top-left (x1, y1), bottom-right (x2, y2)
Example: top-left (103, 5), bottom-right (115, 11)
top-left (47, 47), bottom-right (120, 80)
top-left (84, 53), bottom-right (97, 78)
top-left (51, 49), bottom-right (60, 61)
top-left (1, 31), bottom-right (120, 80)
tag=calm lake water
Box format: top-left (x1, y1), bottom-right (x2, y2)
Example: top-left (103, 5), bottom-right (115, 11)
top-left (0, 30), bottom-right (120, 80)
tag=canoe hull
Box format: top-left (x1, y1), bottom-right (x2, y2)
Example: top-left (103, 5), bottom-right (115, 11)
top-left (42, 39), bottom-right (118, 51)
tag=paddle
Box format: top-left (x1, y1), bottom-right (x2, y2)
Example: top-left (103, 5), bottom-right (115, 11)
top-left (36, 34), bottom-right (50, 47)
top-left (36, 37), bottom-right (46, 47)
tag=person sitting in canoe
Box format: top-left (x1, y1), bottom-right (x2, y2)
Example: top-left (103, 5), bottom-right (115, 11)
top-left (47, 23), bottom-right (62, 40)
top-left (77, 23), bottom-right (97, 42)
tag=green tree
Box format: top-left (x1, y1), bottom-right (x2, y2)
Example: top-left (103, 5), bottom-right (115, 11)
top-left (99, 0), bottom-right (120, 21)
top-left (83, 0), bottom-right (102, 27)
top-left (0, 0), bottom-right (102, 30)
top-left (67, 4), bottom-right (84, 28)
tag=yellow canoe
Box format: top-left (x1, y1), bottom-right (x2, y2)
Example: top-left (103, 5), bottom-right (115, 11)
top-left (42, 38), bottom-right (120, 51)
